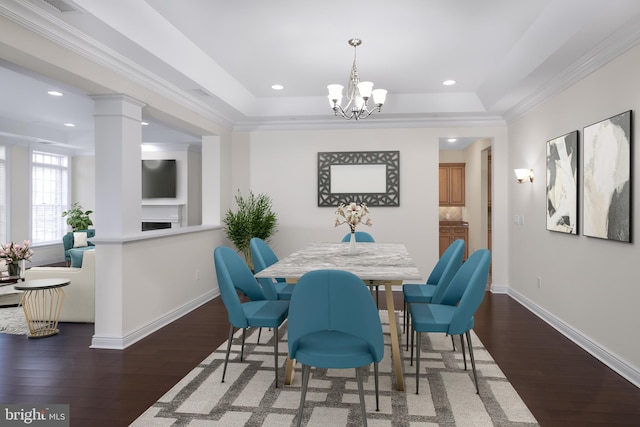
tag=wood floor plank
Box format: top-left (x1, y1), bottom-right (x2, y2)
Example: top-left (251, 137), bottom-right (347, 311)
top-left (0, 291), bottom-right (638, 426)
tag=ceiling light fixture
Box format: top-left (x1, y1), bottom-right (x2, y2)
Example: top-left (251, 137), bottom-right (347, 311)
top-left (271, 84), bottom-right (284, 90)
top-left (327, 38), bottom-right (387, 120)
top-left (442, 80), bottom-right (456, 86)
top-left (47, 90), bottom-right (63, 96)
top-left (64, 123), bottom-right (75, 127)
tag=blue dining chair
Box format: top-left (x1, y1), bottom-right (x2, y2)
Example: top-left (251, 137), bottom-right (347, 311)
top-left (403, 239), bottom-right (465, 340)
top-left (214, 246), bottom-right (290, 388)
top-left (410, 249), bottom-right (491, 394)
top-left (341, 231), bottom-right (375, 242)
top-left (288, 269), bottom-right (384, 427)
top-left (250, 237), bottom-right (295, 300)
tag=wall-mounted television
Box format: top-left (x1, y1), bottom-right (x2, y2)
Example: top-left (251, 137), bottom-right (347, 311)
top-left (142, 159), bottom-right (177, 199)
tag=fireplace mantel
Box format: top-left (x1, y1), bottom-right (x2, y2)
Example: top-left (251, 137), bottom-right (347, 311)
top-left (142, 204), bottom-right (184, 228)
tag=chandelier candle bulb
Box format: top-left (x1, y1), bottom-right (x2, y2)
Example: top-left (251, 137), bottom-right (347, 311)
top-left (327, 84), bottom-right (344, 102)
top-left (357, 81), bottom-right (374, 98)
top-left (372, 89), bottom-right (387, 106)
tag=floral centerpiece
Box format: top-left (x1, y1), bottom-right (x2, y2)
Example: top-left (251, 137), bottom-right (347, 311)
top-left (335, 203), bottom-right (372, 254)
top-left (1, 240), bottom-right (34, 277)
top-left (334, 202), bottom-right (373, 232)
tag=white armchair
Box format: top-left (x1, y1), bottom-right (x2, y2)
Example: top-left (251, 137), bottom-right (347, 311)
top-left (24, 249), bottom-right (95, 323)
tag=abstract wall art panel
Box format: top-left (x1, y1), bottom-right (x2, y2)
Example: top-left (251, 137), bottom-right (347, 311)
top-left (546, 130), bottom-right (579, 234)
top-left (583, 110), bottom-right (632, 242)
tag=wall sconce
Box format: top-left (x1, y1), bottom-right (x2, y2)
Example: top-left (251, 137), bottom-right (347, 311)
top-left (514, 168), bottom-right (534, 183)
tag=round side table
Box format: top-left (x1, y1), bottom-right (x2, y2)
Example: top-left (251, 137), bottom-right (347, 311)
top-left (14, 278), bottom-right (71, 338)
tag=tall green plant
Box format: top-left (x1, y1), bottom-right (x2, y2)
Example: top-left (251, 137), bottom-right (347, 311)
top-left (222, 190), bottom-right (277, 267)
top-left (62, 202), bottom-right (94, 232)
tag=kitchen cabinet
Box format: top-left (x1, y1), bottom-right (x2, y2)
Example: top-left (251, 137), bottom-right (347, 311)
top-left (439, 222), bottom-right (469, 260)
top-left (439, 163), bottom-right (465, 206)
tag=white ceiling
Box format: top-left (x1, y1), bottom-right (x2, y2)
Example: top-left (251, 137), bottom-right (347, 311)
top-left (2, 0), bottom-right (640, 153)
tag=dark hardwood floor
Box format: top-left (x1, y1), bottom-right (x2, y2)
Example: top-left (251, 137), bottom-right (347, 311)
top-left (1, 292), bottom-right (638, 426)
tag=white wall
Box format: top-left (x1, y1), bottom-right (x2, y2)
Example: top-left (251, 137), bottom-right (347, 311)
top-left (508, 43), bottom-right (640, 379)
top-left (72, 155), bottom-right (96, 219)
top-left (245, 127), bottom-right (509, 284)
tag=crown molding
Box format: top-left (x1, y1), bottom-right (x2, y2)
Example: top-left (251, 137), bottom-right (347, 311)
top-left (0, 1), bottom-right (235, 130)
top-left (503, 18), bottom-right (640, 123)
top-left (233, 114), bottom-right (507, 132)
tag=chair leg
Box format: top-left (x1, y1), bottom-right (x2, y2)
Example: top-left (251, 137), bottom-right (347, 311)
top-left (374, 362), bottom-right (380, 412)
top-left (274, 327), bottom-right (279, 388)
top-left (369, 283), bottom-right (379, 308)
top-left (410, 325), bottom-right (414, 366)
top-left (222, 324), bottom-right (234, 383)
top-left (460, 334), bottom-right (467, 370)
top-left (466, 330), bottom-right (480, 394)
top-left (296, 364), bottom-right (311, 427)
top-left (405, 304), bottom-right (409, 351)
top-left (241, 328), bottom-right (246, 361)
top-left (403, 301), bottom-right (407, 334)
top-left (356, 367), bottom-right (368, 427)
top-left (415, 331), bottom-right (421, 394)
top-left (451, 334), bottom-right (456, 351)
top-left (257, 327), bottom-right (262, 344)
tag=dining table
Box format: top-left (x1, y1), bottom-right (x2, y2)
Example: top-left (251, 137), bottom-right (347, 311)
top-left (254, 241), bottom-right (423, 391)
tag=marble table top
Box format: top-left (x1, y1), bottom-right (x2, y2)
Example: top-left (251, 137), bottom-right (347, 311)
top-left (254, 242), bottom-right (423, 282)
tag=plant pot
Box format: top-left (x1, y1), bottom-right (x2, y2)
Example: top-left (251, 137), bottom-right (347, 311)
top-left (7, 262), bottom-right (20, 278)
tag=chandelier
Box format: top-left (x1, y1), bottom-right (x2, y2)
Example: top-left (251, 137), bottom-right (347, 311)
top-left (327, 38), bottom-right (387, 120)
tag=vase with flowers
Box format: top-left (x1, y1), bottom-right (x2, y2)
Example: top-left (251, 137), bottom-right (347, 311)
top-left (334, 202), bottom-right (373, 254)
top-left (1, 240), bottom-right (34, 278)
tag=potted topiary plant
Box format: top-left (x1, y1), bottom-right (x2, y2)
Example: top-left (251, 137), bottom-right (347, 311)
top-left (222, 190), bottom-right (277, 269)
top-left (62, 202), bottom-right (94, 232)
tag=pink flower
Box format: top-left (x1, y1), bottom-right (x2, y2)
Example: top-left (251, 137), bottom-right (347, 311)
top-left (0, 240), bottom-right (34, 263)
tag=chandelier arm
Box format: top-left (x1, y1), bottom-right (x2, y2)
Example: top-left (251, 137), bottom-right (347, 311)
top-left (332, 103), bottom-right (356, 120)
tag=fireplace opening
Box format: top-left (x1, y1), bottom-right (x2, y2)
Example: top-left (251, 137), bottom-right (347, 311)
top-left (142, 222), bottom-right (172, 231)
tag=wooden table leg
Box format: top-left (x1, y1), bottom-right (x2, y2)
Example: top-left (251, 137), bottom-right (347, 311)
top-left (284, 357), bottom-right (296, 385)
top-left (383, 281), bottom-right (405, 391)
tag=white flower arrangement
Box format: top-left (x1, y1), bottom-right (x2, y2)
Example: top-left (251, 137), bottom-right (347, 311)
top-left (334, 202), bottom-right (373, 233)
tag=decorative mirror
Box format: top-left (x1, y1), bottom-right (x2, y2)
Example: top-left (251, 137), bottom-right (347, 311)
top-left (317, 151), bottom-right (400, 207)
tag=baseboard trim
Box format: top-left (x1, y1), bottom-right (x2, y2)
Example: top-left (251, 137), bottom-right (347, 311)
top-left (90, 289), bottom-right (220, 350)
top-left (507, 287), bottom-right (640, 389)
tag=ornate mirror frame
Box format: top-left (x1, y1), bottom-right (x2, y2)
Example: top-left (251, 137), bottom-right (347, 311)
top-left (317, 150), bottom-right (400, 207)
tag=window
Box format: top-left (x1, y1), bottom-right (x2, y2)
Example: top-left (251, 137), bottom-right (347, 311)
top-left (0, 146), bottom-right (5, 244)
top-left (32, 151), bottom-right (69, 244)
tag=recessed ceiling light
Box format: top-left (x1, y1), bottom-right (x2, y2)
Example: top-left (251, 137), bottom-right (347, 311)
top-left (271, 84), bottom-right (284, 90)
top-left (448, 138), bottom-right (457, 143)
top-left (141, 121), bottom-right (149, 126)
top-left (48, 90), bottom-right (63, 96)
top-left (442, 80), bottom-right (456, 86)
top-left (64, 123), bottom-right (75, 127)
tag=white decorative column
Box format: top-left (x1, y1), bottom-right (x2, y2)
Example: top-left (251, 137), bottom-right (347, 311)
top-left (91, 94), bottom-right (145, 348)
top-left (201, 135), bottom-right (221, 225)
top-left (92, 94), bottom-right (145, 237)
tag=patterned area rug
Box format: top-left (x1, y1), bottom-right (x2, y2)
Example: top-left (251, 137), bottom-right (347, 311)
top-left (0, 306), bottom-right (28, 335)
top-left (132, 311), bottom-right (538, 426)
